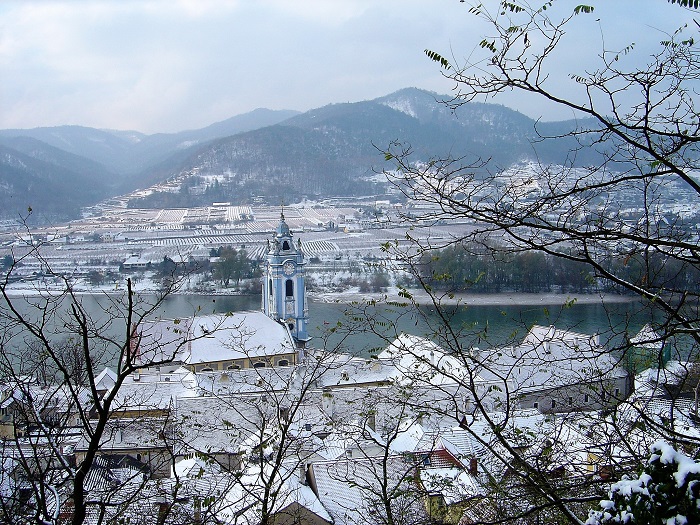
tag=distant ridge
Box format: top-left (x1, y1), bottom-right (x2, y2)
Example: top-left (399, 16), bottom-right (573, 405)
top-left (0, 89), bottom-right (603, 221)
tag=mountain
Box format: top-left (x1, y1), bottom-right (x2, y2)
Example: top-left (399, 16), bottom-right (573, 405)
top-left (138, 88), bottom-right (605, 207)
top-left (0, 89), bottom-right (610, 219)
top-left (0, 141), bottom-right (111, 222)
top-left (0, 109), bottom-right (300, 220)
top-left (0, 108), bottom-right (300, 177)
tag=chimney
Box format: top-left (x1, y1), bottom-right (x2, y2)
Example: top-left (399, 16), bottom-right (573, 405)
top-left (299, 463), bottom-right (308, 485)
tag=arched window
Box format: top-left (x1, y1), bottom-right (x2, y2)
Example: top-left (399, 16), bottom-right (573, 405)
top-left (288, 323), bottom-right (295, 332)
top-left (201, 367), bottom-right (213, 373)
top-left (285, 279), bottom-right (293, 297)
top-left (228, 364), bottom-right (240, 370)
top-left (268, 279), bottom-right (272, 296)
top-left (282, 241), bottom-right (290, 250)
top-left (253, 361), bottom-right (266, 369)
top-left (278, 359), bottom-right (289, 367)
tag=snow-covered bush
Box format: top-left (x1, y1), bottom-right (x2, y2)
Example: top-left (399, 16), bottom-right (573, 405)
top-left (586, 441), bottom-right (700, 525)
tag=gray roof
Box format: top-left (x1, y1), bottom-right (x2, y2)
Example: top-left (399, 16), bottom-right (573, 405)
top-left (477, 325), bottom-right (626, 394)
top-left (311, 455), bottom-right (426, 525)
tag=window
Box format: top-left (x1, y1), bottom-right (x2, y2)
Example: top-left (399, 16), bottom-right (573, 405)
top-left (584, 394), bottom-right (590, 403)
top-left (285, 279), bottom-right (294, 297)
top-left (278, 359), bottom-right (289, 367)
top-left (568, 397), bottom-right (573, 406)
top-left (615, 388), bottom-right (621, 397)
top-left (268, 279), bottom-right (272, 296)
top-left (283, 241), bottom-right (290, 251)
top-left (533, 402), bottom-right (539, 409)
top-left (551, 399), bottom-right (556, 409)
top-left (253, 361), bottom-right (266, 369)
top-left (228, 364), bottom-right (240, 370)
top-left (341, 371), bottom-right (349, 381)
top-left (201, 367), bottom-right (213, 373)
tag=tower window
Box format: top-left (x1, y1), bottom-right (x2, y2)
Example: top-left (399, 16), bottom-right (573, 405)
top-left (286, 279), bottom-right (294, 297)
top-left (282, 241), bottom-right (290, 250)
top-left (268, 279), bottom-right (272, 296)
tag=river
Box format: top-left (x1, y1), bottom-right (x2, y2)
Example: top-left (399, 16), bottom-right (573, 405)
top-left (1, 291), bottom-right (651, 357)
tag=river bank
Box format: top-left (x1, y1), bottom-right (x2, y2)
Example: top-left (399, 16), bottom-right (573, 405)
top-left (1, 276), bottom-right (636, 308)
top-left (2, 280), bottom-right (635, 308)
top-left (309, 288), bottom-right (635, 306)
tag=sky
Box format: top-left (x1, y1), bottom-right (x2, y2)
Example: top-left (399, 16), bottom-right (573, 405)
top-left (0, 0), bottom-right (695, 134)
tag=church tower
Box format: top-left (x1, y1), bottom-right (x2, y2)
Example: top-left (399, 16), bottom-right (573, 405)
top-left (262, 212), bottom-right (310, 346)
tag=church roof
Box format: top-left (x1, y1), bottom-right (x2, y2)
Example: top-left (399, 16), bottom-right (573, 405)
top-left (132, 312), bottom-right (296, 367)
top-left (182, 312), bottom-right (297, 365)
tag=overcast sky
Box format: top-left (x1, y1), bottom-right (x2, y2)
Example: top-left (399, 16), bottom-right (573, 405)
top-left (0, 0), bottom-right (693, 134)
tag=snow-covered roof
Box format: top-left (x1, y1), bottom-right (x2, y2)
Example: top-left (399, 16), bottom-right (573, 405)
top-left (378, 333), bottom-right (471, 386)
top-left (184, 312), bottom-right (296, 364)
top-left (134, 312), bottom-right (297, 367)
top-left (94, 367), bottom-right (117, 391)
top-left (75, 417), bottom-right (171, 453)
top-left (630, 323), bottom-right (662, 349)
top-left (221, 464), bottom-right (333, 525)
top-left (420, 467), bottom-right (481, 503)
top-left (478, 325), bottom-right (626, 394)
top-left (311, 455), bottom-right (425, 525)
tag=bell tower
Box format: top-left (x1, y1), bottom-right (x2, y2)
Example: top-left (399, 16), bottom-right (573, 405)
top-left (262, 212), bottom-right (310, 346)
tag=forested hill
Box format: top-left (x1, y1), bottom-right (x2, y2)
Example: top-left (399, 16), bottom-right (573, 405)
top-left (130, 88), bottom-right (604, 208)
top-left (0, 88), bottom-right (604, 220)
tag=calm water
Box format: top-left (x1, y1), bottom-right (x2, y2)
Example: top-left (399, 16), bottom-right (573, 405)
top-left (1, 292), bottom-right (649, 357)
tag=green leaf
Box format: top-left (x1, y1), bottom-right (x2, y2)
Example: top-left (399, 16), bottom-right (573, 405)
top-left (573, 5), bottom-right (594, 15)
top-left (424, 49), bottom-right (451, 69)
top-left (479, 39), bottom-right (497, 53)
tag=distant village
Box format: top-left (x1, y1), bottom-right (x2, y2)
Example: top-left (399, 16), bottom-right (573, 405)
top-left (1, 161), bottom-right (698, 297)
top-left (1, 214), bottom-right (697, 524)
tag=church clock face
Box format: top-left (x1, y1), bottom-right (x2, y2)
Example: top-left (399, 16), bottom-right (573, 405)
top-left (283, 261), bottom-right (295, 276)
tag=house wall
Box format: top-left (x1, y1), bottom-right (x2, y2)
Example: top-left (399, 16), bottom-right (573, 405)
top-left (188, 352), bottom-right (298, 373)
top-left (518, 377), bottom-right (630, 414)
